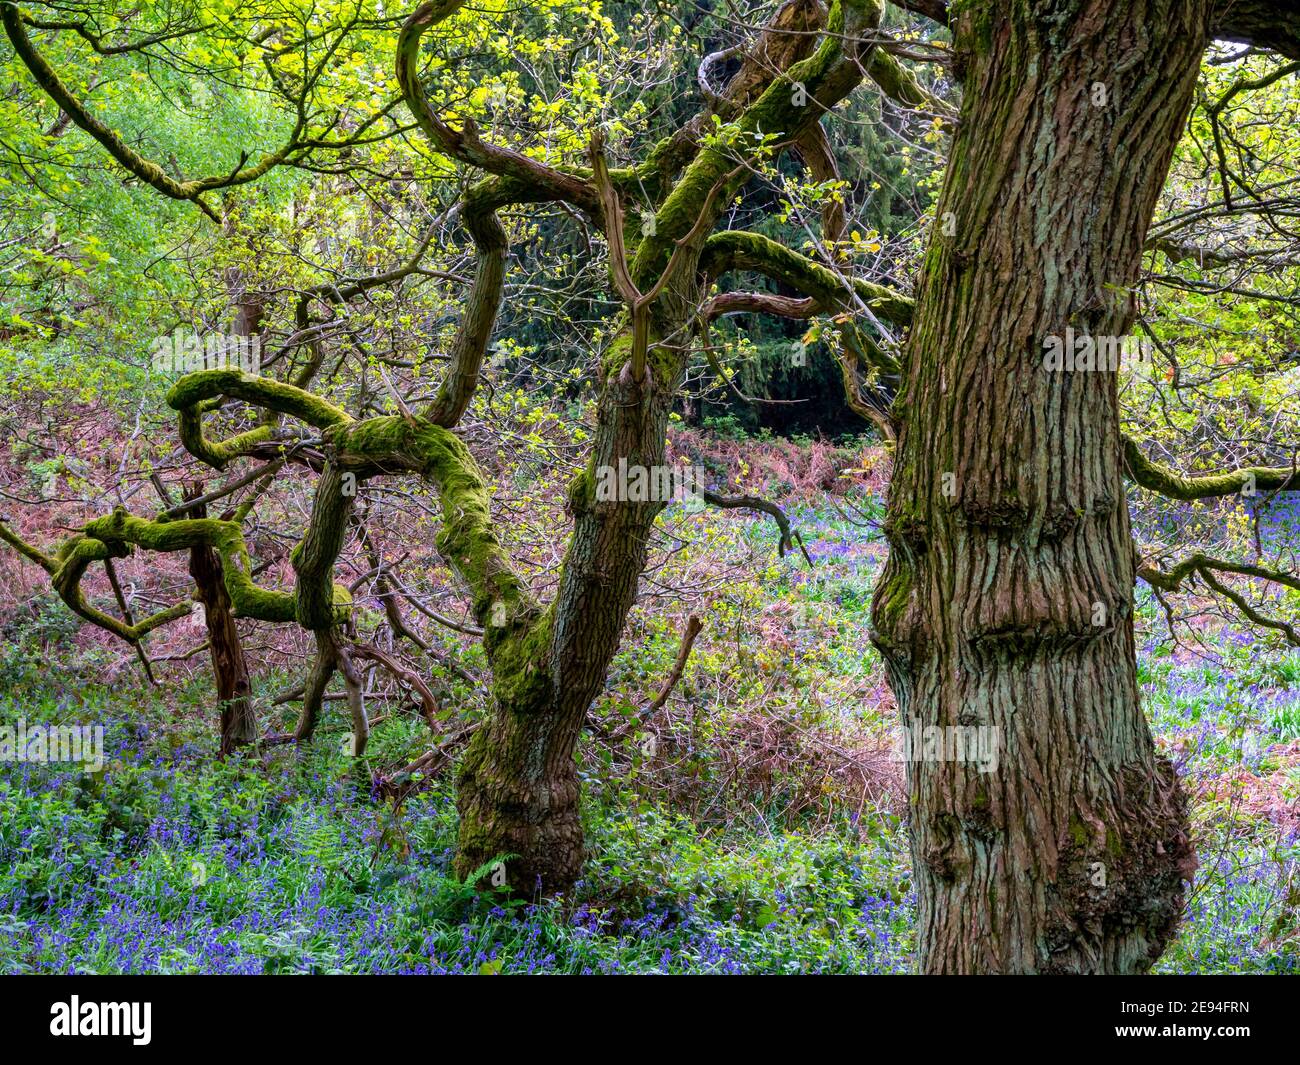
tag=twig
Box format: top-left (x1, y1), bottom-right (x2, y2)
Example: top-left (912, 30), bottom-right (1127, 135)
top-left (349, 642), bottom-right (442, 734)
top-left (104, 557), bottom-right (159, 685)
top-left (610, 614), bottom-right (704, 739)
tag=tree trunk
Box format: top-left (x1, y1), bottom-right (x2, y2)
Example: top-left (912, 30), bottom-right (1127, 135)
top-left (437, 0), bottom-right (880, 898)
top-left (454, 343), bottom-right (672, 894)
top-left (186, 489), bottom-right (258, 756)
top-left (870, 1), bottom-right (1206, 973)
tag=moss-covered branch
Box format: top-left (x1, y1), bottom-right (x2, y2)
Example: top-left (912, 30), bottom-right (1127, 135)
top-left (166, 370), bottom-right (351, 470)
top-left (1123, 435), bottom-right (1300, 500)
top-left (335, 414), bottom-right (549, 710)
top-left (1, 497), bottom-right (362, 649)
top-left (1139, 551), bottom-right (1300, 593)
top-left (335, 417), bottom-right (535, 628)
top-left (3, 515), bottom-right (190, 641)
top-left (80, 509), bottom-right (329, 625)
top-left (867, 48), bottom-right (954, 121)
top-left (702, 229), bottom-right (914, 326)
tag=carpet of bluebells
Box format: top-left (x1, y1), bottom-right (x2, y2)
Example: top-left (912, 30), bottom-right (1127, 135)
top-left (1, 490), bottom-right (1297, 974)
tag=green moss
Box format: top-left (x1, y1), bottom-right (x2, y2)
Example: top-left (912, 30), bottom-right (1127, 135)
top-left (176, 409), bottom-right (276, 470)
top-left (166, 369), bottom-right (351, 428)
top-left (873, 565), bottom-right (914, 642)
top-left (488, 605), bottom-right (555, 712)
top-left (645, 342), bottom-right (680, 391)
top-left (1123, 436), bottom-right (1297, 500)
top-left (77, 508), bottom-right (328, 625)
top-left (1106, 827), bottom-right (1123, 858)
top-left (599, 332), bottom-right (636, 380)
top-left (567, 465), bottom-right (594, 514)
top-left (335, 416), bottom-right (538, 636)
top-left (168, 371), bottom-right (351, 470)
top-left (335, 415), bottom-right (413, 456)
top-left (702, 230), bottom-right (913, 327)
top-left (347, 417), bottom-right (555, 710)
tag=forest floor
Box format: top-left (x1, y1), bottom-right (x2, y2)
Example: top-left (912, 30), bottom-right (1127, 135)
top-left (2, 435), bottom-right (1298, 974)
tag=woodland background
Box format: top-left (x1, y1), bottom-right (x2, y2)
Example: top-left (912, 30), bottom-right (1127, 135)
top-left (0, 0), bottom-right (1297, 973)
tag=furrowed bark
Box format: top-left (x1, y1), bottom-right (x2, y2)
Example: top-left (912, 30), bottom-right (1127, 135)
top-left (451, 338), bottom-right (675, 893)
top-left (871, 0), bottom-right (1207, 973)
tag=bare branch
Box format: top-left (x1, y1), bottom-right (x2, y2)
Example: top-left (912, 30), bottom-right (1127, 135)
top-left (700, 489), bottom-right (814, 566)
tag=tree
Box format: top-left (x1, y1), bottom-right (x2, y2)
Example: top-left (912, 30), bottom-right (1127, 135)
top-left (867, 0), bottom-right (1300, 974)
top-left (2, 0), bottom-right (1298, 973)
top-left (0, 0), bottom-right (918, 892)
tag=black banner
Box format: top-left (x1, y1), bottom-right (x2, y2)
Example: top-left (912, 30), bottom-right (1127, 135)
top-left (0, 973), bottom-right (1289, 1051)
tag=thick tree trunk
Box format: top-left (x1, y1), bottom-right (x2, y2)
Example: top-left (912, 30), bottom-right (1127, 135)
top-left (870, 1), bottom-right (1206, 973)
top-left (186, 490), bottom-right (258, 756)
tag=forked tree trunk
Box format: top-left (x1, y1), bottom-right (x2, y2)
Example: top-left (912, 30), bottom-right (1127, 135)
top-left (186, 490), bottom-right (258, 756)
top-left (870, 1), bottom-right (1206, 973)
